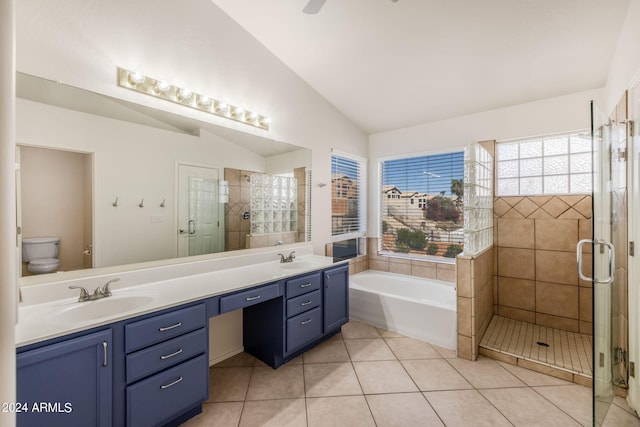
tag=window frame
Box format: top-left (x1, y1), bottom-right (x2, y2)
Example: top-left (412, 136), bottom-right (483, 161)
top-left (331, 150), bottom-right (367, 242)
top-left (377, 147), bottom-right (466, 262)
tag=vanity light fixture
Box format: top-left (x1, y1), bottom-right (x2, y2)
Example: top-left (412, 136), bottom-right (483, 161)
top-left (117, 67), bottom-right (270, 131)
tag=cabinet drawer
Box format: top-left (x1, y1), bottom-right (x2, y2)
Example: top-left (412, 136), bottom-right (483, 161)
top-left (220, 283), bottom-right (280, 314)
top-left (286, 290), bottom-right (321, 318)
top-left (125, 304), bottom-right (206, 353)
top-left (285, 272), bottom-right (321, 299)
top-left (126, 354), bottom-right (208, 427)
top-left (286, 307), bottom-right (322, 353)
top-left (126, 328), bottom-right (207, 384)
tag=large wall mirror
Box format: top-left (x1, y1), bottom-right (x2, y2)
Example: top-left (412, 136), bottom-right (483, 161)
top-left (17, 73), bottom-right (311, 283)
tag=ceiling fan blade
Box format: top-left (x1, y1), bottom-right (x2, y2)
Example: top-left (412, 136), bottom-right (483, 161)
top-left (303, 0), bottom-right (327, 14)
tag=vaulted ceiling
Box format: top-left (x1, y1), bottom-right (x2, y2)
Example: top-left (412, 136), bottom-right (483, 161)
top-left (213, 0), bottom-right (630, 133)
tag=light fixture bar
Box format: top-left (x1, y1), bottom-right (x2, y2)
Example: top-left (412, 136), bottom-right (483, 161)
top-left (116, 67), bottom-right (270, 131)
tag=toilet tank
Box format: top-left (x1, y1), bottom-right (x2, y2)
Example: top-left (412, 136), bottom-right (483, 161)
top-left (22, 237), bottom-right (60, 261)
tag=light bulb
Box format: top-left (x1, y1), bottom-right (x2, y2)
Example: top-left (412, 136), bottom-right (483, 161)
top-left (128, 71), bottom-right (146, 85)
top-left (231, 106), bottom-right (244, 117)
top-left (247, 111), bottom-right (258, 122)
top-left (198, 95), bottom-right (212, 107)
top-left (177, 88), bottom-right (193, 100)
top-left (259, 116), bottom-right (271, 127)
top-left (155, 80), bottom-right (171, 92)
top-left (216, 102), bottom-right (229, 114)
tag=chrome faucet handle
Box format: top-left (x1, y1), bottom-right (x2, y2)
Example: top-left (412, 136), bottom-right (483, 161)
top-left (288, 251), bottom-right (296, 261)
top-left (277, 253), bottom-right (286, 263)
top-left (100, 278), bottom-right (120, 297)
top-left (69, 286), bottom-right (90, 302)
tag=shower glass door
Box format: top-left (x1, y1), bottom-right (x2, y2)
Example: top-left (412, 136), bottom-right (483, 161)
top-left (590, 98), bottom-right (629, 426)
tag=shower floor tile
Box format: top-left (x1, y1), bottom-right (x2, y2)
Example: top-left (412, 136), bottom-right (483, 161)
top-left (480, 315), bottom-right (592, 378)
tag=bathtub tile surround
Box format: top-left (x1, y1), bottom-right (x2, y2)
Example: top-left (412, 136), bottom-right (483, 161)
top-left (494, 195), bottom-right (593, 334)
top-left (183, 320), bottom-right (609, 427)
top-left (364, 237), bottom-right (456, 283)
top-left (456, 246), bottom-right (495, 360)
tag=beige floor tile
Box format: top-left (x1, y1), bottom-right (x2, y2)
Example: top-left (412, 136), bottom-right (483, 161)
top-left (376, 327), bottom-right (405, 338)
top-left (533, 384), bottom-right (591, 426)
top-left (341, 320), bottom-right (382, 338)
top-left (366, 393), bottom-right (444, 427)
top-left (306, 395), bottom-right (375, 427)
top-left (239, 399), bottom-right (307, 427)
top-left (344, 338), bottom-right (396, 361)
top-left (447, 357), bottom-right (526, 389)
top-left (496, 360), bottom-right (572, 386)
top-left (431, 344), bottom-right (457, 358)
top-left (352, 360), bottom-right (418, 394)
top-left (208, 367), bottom-right (253, 402)
top-left (245, 365), bottom-right (304, 400)
top-left (602, 402), bottom-right (640, 427)
top-left (424, 389), bottom-right (512, 427)
top-left (385, 337), bottom-right (442, 359)
top-left (402, 359), bottom-right (472, 391)
top-left (181, 402), bottom-right (243, 427)
top-left (303, 362), bottom-right (362, 397)
top-left (302, 338), bottom-right (350, 364)
top-left (214, 352), bottom-right (261, 367)
top-left (613, 396), bottom-right (640, 416)
top-left (481, 387), bottom-right (581, 426)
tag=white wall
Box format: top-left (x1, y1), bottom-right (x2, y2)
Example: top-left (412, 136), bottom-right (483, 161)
top-left (17, 99), bottom-right (271, 268)
top-left (367, 88), bottom-right (602, 237)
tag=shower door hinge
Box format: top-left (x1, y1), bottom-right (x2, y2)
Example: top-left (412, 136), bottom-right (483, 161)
top-left (631, 241), bottom-right (635, 257)
top-left (629, 120), bottom-right (635, 136)
top-left (600, 352), bottom-right (605, 368)
top-left (16, 226), bottom-right (21, 235)
top-left (631, 362), bottom-right (635, 378)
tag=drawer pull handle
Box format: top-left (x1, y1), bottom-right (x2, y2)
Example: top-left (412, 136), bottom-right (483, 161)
top-left (245, 295), bottom-right (261, 301)
top-left (160, 376), bottom-right (183, 390)
top-left (160, 348), bottom-right (183, 360)
top-left (159, 322), bottom-right (182, 332)
top-left (102, 341), bottom-right (108, 367)
top-left (300, 300), bottom-right (313, 306)
top-left (301, 319), bottom-right (312, 325)
top-left (300, 283), bottom-right (312, 288)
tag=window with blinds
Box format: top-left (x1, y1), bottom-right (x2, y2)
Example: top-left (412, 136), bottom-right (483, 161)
top-left (380, 151), bottom-right (464, 258)
top-left (331, 153), bottom-right (365, 238)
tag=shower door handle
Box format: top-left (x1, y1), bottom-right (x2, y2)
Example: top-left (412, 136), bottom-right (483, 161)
top-left (577, 239), bottom-right (615, 284)
top-left (188, 219), bottom-right (196, 235)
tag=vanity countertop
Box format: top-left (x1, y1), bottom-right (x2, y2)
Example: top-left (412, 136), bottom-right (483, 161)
top-left (16, 254), bottom-right (345, 348)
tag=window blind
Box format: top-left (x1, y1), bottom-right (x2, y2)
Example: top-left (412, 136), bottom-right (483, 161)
top-left (331, 154), bottom-right (364, 237)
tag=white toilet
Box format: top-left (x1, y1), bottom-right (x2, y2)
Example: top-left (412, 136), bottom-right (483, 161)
top-left (22, 237), bottom-right (61, 274)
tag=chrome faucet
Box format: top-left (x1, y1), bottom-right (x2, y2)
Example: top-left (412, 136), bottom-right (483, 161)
top-left (69, 278), bottom-right (120, 302)
top-left (278, 251), bottom-right (296, 263)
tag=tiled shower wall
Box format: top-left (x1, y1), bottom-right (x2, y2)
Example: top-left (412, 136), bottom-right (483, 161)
top-left (494, 195), bottom-right (593, 334)
top-left (456, 247), bottom-right (494, 360)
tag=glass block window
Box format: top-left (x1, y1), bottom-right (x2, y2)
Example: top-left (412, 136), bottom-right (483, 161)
top-left (496, 131), bottom-right (592, 196)
top-left (463, 143), bottom-right (493, 256)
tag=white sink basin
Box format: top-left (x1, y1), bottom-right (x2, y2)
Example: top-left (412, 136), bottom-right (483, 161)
top-left (53, 295), bottom-right (154, 323)
top-left (279, 261), bottom-right (317, 270)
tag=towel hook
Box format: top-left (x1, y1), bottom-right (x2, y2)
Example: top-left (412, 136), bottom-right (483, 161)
top-left (160, 198), bottom-right (166, 208)
top-left (112, 197), bottom-right (119, 207)
top-left (138, 198), bottom-right (144, 208)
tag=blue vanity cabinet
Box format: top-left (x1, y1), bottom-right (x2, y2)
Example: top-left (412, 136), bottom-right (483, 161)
top-left (16, 329), bottom-right (113, 427)
top-left (124, 303), bottom-right (208, 427)
top-left (323, 264), bottom-right (349, 333)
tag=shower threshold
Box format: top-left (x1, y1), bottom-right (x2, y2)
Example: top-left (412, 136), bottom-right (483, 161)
top-left (479, 315), bottom-right (592, 386)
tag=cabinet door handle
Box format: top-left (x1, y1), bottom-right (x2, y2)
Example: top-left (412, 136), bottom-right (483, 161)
top-left (102, 341), bottom-right (108, 367)
top-left (300, 300), bottom-right (312, 306)
top-left (160, 348), bottom-right (183, 360)
top-left (160, 376), bottom-right (183, 390)
top-left (245, 295), bottom-right (261, 301)
top-left (159, 322), bottom-right (182, 332)
top-left (301, 319), bottom-right (312, 325)
top-left (300, 283), bottom-right (312, 288)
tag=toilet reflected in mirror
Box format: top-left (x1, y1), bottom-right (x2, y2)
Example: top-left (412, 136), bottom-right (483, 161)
top-left (22, 237), bottom-right (60, 274)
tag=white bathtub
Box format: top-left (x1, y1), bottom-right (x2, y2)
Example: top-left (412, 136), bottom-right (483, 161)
top-left (349, 270), bottom-right (457, 349)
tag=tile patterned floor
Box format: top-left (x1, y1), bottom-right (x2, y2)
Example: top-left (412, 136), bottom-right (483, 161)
top-left (182, 320), bottom-right (640, 427)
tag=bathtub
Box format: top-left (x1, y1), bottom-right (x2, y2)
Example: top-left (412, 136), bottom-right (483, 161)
top-left (349, 270), bottom-right (457, 349)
